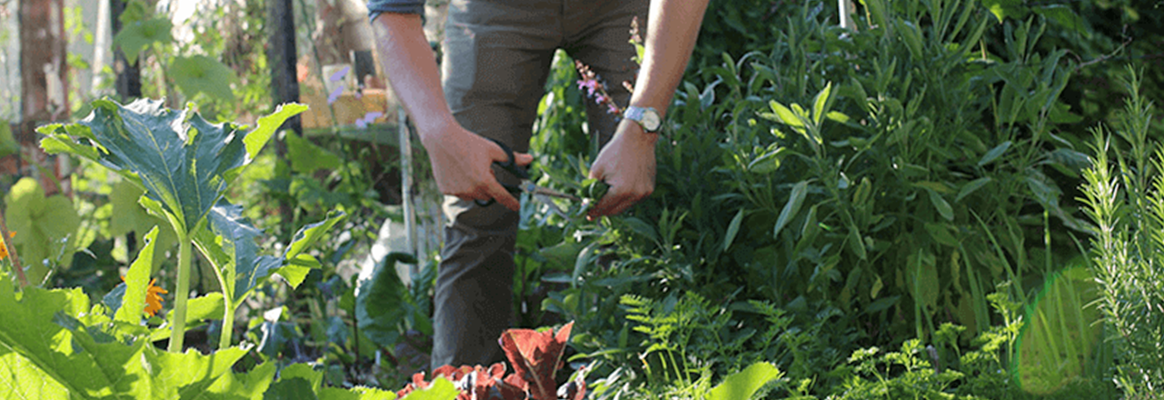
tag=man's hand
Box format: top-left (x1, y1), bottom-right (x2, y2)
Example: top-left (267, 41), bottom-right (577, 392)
top-left (421, 124), bottom-right (533, 212)
top-left (587, 119), bottom-right (658, 220)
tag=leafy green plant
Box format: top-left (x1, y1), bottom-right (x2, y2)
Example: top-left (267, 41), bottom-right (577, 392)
top-left (38, 98), bottom-right (342, 352)
top-left (510, 0), bottom-right (1148, 397)
top-left (2, 177), bottom-right (80, 285)
top-left (1080, 68), bottom-right (1164, 396)
top-left (356, 252), bottom-right (430, 350)
top-left (0, 269), bottom-right (397, 399)
top-left (581, 292), bottom-right (817, 399)
top-left (1012, 265), bottom-right (1107, 394)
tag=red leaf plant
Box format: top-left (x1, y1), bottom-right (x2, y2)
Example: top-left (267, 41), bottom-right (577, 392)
top-left (397, 322), bottom-right (585, 400)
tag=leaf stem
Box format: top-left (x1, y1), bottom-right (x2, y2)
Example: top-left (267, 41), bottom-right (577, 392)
top-left (219, 298), bottom-right (234, 350)
top-left (169, 235), bottom-right (192, 352)
top-left (0, 209), bottom-right (28, 288)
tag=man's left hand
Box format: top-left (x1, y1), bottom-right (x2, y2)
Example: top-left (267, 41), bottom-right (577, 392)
top-left (587, 119), bottom-right (658, 220)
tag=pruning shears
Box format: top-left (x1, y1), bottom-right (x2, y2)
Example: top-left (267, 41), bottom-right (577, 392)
top-left (476, 138), bottom-right (582, 209)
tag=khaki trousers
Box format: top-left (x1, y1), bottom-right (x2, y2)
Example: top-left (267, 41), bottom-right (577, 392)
top-left (432, 0), bottom-right (648, 369)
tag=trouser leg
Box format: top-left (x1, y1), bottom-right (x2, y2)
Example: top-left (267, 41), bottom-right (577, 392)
top-left (430, 0), bottom-right (559, 369)
top-left (429, 0), bottom-right (649, 371)
top-left (564, 0), bottom-right (650, 147)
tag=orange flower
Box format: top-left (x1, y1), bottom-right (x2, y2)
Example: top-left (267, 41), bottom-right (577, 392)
top-left (144, 278), bottom-right (168, 317)
top-left (0, 231), bottom-right (15, 260)
top-left (120, 276), bottom-right (169, 317)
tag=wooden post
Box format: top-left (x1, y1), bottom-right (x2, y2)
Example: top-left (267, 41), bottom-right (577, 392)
top-left (838, 0), bottom-right (857, 31)
top-left (399, 106), bottom-right (419, 277)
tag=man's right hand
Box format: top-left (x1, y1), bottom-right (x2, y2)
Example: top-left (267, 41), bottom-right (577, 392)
top-left (420, 124), bottom-right (533, 212)
top-left (372, 13), bottom-right (530, 212)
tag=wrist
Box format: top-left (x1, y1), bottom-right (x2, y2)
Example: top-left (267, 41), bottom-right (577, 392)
top-left (619, 118), bottom-right (660, 146)
top-left (416, 116), bottom-right (463, 146)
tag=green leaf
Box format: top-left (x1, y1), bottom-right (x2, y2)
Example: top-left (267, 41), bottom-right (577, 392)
top-left (247, 103), bottom-right (310, 163)
top-left (866, 295), bottom-right (900, 314)
top-left (766, 100), bottom-right (803, 128)
top-left (108, 180), bottom-right (162, 238)
top-left (153, 293), bottom-right (226, 341)
top-left (160, 347), bottom-right (250, 399)
top-left (285, 131), bottom-right (342, 174)
top-left (38, 99), bottom-right (305, 235)
top-left (115, 227), bottom-right (159, 325)
top-left (396, 378), bottom-right (457, 400)
top-left (925, 222), bottom-right (960, 247)
top-left (825, 111), bottom-right (850, 124)
top-left (280, 363), bottom-right (324, 393)
top-left (914, 181), bottom-right (953, 194)
top-left (0, 273), bottom-right (246, 398)
top-left (706, 362), bottom-right (782, 400)
top-left (927, 189), bottom-right (955, 221)
top-left (539, 240), bottom-right (585, 271)
top-left (848, 227), bottom-right (867, 260)
top-left (285, 210), bottom-right (346, 262)
top-left (170, 55), bottom-right (239, 102)
top-left (1033, 5), bottom-right (1087, 35)
top-left (0, 120), bottom-right (16, 158)
top-left (265, 378), bottom-right (318, 400)
top-left (111, 17), bottom-right (172, 65)
top-left (910, 252), bottom-right (940, 313)
top-left (723, 209), bottom-right (746, 252)
top-left (203, 361), bottom-right (277, 400)
top-left (978, 140), bottom-right (1012, 167)
top-left (356, 253), bottom-right (419, 348)
top-left (955, 177), bottom-right (992, 203)
top-left (774, 181), bottom-right (809, 239)
top-left (812, 82), bottom-right (833, 126)
top-left (982, 0), bottom-right (1025, 22)
top-left (3, 177), bottom-right (80, 282)
top-left (747, 147), bottom-right (785, 174)
top-left (280, 254), bottom-right (319, 288)
top-left (573, 241), bottom-right (602, 287)
top-left (1025, 174), bottom-right (1061, 209)
top-left (281, 210), bottom-right (346, 288)
top-left (618, 217), bottom-right (659, 244)
top-left (318, 387), bottom-right (397, 400)
top-left (199, 202), bottom-right (284, 304)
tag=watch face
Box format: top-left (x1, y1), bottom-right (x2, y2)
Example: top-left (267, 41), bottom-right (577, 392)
top-left (641, 110), bottom-right (661, 131)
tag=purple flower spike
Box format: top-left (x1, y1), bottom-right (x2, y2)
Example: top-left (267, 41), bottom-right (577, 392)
top-left (329, 66), bottom-right (350, 83)
top-left (327, 86), bottom-right (344, 105)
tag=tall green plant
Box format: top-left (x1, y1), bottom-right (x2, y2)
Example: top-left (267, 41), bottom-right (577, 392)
top-left (37, 98), bottom-right (343, 352)
top-left (1080, 68), bottom-right (1164, 396)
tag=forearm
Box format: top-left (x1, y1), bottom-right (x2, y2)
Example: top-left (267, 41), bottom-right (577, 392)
top-left (629, 0), bottom-right (711, 117)
top-left (371, 13), bottom-right (459, 143)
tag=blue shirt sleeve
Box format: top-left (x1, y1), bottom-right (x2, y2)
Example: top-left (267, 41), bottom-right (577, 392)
top-left (368, 0), bottom-right (425, 22)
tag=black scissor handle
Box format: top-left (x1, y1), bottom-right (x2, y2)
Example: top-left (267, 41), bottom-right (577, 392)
top-left (475, 138), bottom-right (528, 207)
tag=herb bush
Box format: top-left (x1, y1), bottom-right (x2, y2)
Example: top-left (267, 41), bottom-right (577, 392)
top-left (517, 0), bottom-right (1118, 397)
top-left (1081, 69), bottom-right (1164, 398)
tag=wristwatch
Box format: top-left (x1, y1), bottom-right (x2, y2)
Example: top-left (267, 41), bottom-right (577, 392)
top-left (624, 106), bottom-right (662, 133)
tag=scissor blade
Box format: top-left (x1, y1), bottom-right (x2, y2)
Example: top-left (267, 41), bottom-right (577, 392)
top-left (520, 181), bottom-right (581, 202)
top-left (533, 193), bottom-right (568, 218)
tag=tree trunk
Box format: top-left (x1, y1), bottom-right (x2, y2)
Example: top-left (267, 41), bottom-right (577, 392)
top-left (268, 0), bottom-right (299, 228)
top-left (110, 0), bottom-right (141, 100)
top-left (16, 0), bottom-right (68, 195)
top-left (268, 0), bottom-right (301, 136)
